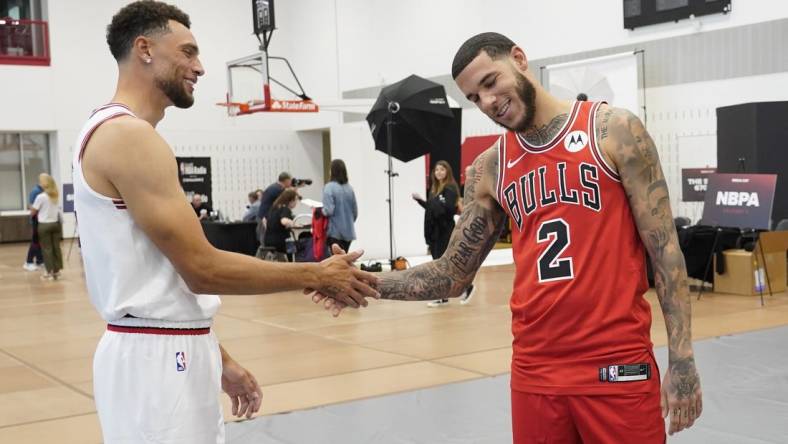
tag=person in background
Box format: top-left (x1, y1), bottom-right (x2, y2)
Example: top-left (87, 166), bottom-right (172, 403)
top-left (264, 189), bottom-right (301, 260)
top-left (23, 178), bottom-right (45, 271)
top-left (257, 172), bottom-right (292, 224)
top-left (256, 172), bottom-right (293, 245)
top-left (322, 159), bottom-right (358, 253)
top-left (412, 160), bottom-right (469, 307)
top-left (31, 173), bottom-right (63, 280)
top-left (190, 193), bottom-right (210, 220)
top-left (242, 190), bottom-right (260, 222)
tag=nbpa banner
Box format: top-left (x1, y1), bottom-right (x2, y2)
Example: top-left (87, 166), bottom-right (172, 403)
top-left (681, 168), bottom-right (716, 202)
top-left (176, 157), bottom-right (212, 204)
top-left (701, 174), bottom-right (777, 230)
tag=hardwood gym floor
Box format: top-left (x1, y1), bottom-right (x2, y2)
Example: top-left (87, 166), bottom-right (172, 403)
top-left (0, 242), bottom-right (786, 443)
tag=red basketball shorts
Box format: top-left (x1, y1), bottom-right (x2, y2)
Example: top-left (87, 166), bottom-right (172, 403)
top-left (511, 388), bottom-right (665, 443)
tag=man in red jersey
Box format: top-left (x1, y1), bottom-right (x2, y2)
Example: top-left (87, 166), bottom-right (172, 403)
top-left (315, 32), bottom-right (701, 442)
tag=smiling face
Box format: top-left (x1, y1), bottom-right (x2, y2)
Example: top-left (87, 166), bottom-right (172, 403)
top-left (150, 20), bottom-right (204, 108)
top-left (455, 49), bottom-right (536, 132)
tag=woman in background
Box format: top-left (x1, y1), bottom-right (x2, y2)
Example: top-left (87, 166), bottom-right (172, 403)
top-left (412, 160), bottom-right (472, 307)
top-left (23, 179), bottom-right (45, 271)
top-left (31, 173), bottom-right (63, 280)
top-left (264, 189), bottom-right (301, 261)
top-left (322, 159), bottom-right (358, 253)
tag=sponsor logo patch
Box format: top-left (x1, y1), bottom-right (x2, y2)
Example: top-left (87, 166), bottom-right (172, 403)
top-left (563, 130), bottom-right (588, 153)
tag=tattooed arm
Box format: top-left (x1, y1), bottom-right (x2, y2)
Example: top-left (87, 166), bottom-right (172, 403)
top-left (599, 105), bottom-right (702, 436)
top-left (378, 147), bottom-right (507, 301)
top-left (313, 145), bottom-right (507, 309)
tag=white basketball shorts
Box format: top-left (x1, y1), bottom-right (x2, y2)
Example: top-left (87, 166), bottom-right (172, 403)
top-left (93, 323), bottom-right (224, 443)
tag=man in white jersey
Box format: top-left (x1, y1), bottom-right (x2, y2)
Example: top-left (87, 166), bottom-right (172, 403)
top-left (75, 2), bottom-right (380, 442)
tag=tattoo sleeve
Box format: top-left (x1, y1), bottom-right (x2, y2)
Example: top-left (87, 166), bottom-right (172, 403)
top-left (604, 107), bottom-right (699, 396)
top-left (378, 146), bottom-right (508, 301)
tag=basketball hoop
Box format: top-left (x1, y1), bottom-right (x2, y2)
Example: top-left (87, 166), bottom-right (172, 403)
top-left (217, 2), bottom-right (322, 116)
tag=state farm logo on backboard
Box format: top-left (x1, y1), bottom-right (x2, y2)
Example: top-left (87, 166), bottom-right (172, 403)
top-left (270, 100), bottom-right (319, 112)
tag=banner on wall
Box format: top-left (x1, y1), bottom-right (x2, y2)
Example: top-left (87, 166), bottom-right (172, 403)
top-left (681, 168), bottom-right (716, 202)
top-left (545, 52), bottom-right (640, 119)
top-left (62, 183), bottom-right (74, 213)
top-left (176, 157), bottom-right (212, 204)
top-left (701, 173), bottom-right (777, 230)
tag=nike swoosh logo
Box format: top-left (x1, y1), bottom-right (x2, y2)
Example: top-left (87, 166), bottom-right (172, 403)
top-left (507, 152), bottom-right (527, 168)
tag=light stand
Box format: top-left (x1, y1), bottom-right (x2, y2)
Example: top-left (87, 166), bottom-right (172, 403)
top-left (385, 101), bottom-right (400, 266)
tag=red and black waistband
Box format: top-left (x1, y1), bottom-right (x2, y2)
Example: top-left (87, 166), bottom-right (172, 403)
top-left (107, 324), bottom-right (210, 335)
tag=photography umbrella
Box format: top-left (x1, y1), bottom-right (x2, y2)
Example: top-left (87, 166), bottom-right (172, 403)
top-left (365, 74), bottom-right (454, 263)
top-left (366, 74), bottom-right (455, 162)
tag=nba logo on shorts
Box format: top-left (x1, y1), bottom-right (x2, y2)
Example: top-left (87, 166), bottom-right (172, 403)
top-left (176, 352), bottom-right (186, 372)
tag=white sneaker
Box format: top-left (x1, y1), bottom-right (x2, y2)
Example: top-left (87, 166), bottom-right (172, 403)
top-left (427, 299), bottom-right (449, 308)
top-left (23, 263), bottom-right (38, 271)
top-left (40, 273), bottom-right (54, 281)
top-left (459, 285), bottom-right (474, 305)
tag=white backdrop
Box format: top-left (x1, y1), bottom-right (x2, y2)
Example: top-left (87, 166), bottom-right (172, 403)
top-left (329, 122), bottom-right (427, 260)
top-left (545, 52), bottom-right (641, 118)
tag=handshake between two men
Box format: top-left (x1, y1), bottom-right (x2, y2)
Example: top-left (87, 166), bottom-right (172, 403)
top-left (306, 244), bottom-right (382, 316)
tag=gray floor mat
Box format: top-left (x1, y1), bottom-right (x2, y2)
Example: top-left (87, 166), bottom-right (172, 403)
top-left (227, 326), bottom-right (788, 443)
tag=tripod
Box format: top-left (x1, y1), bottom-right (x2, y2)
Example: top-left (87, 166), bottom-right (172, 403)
top-left (67, 214), bottom-right (80, 261)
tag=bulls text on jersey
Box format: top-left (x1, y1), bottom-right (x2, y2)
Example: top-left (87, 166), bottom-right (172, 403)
top-left (503, 162), bottom-right (601, 231)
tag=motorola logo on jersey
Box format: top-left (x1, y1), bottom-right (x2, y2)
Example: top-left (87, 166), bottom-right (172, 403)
top-left (563, 130), bottom-right (588, 153)
top-left (503, 162), bottom-right (602, 231)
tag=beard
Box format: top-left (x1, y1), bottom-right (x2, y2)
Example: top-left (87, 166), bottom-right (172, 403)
top-left (493, 70), bottom-right (537, 132)
top-left (155, 71), bottom-right (194, 109)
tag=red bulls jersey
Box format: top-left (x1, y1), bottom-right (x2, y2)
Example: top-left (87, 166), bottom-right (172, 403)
top-left (497, 101), bottom-right (655, 395)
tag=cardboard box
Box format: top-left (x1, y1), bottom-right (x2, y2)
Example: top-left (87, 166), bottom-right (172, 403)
top-left (714, 248), bottom-right (786, 296)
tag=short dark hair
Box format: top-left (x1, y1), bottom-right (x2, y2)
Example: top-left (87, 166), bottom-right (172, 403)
top-left (451, 32), bottom-right (516, 79)
top-left (106, 0), bottom-right (191, 61)
top-left (330, 159), bottom-right (348, 185)
top-left (278, 172), bottom-right (292, 182)
top-left (272, 189), bottom-right (300, 208)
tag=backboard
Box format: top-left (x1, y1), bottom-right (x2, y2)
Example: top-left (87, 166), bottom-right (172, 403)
top-left (218, 50), bottom-right (319, 116)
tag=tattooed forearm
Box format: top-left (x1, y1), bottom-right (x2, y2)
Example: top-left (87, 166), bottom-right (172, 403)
top-left (379, 147), bottom-right (507, 301)
top-left (523, 113), bottom-right (568, 145)
top-left (378, 259), bottom-right (454, 301)
top-left (379, 204), bottom-right (505, 301)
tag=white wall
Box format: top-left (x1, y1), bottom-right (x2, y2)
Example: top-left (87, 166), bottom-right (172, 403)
top-left (333, 0), bottom-right (788, 91)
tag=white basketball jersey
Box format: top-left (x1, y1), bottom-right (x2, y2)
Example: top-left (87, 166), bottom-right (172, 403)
top-left (73, 103), bottom-right (220, 325)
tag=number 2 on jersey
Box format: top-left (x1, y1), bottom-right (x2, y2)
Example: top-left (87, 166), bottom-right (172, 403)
top-left (537, 218), bottom-right (574, 282)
